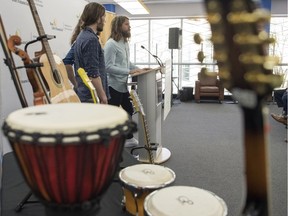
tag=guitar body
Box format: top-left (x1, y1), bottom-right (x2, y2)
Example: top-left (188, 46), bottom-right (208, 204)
top-left (39, 54), bottom-right (80, 103)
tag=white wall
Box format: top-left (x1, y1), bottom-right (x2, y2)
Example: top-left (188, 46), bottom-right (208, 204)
top-left (0, 0), bottom-right (87, 154)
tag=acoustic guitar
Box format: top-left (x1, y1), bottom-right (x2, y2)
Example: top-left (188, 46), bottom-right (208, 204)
top-left (27, 0), bottom-right (80, 103)
top-left (77, 68), bottom-right (99, 104)
top-left (204, 0), bottom-right (282, 215)
top-left (130, 89), bottom-right (156, 164)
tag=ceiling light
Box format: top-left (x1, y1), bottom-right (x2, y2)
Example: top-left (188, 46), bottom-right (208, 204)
top-left (113, 0), bottom-right (150, 15)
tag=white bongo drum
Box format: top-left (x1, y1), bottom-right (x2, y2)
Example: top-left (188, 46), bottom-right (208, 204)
top-left (119, 164), bottom-right (176, 216)
top-left (144, 186), bottom-right (228, 216)
top-left (2, 103), bottom-right (136, 216)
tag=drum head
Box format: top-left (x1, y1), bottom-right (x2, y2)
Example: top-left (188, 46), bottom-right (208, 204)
top-left (3, 103), bottom-right (130, 142)
top-left (119, 164), bottom-right (175, 189)
top-left (144, 186), bottom-right (228, 216)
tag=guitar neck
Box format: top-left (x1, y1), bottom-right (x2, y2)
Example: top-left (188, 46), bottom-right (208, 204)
top-left (90, 88), bottom-right (99, 104)
top-left (27, 0), bottom-right (60, 83)
top-left (242, 103), bottom-right (270, 216)
top-left (140, 114), bottom-right (154, 164)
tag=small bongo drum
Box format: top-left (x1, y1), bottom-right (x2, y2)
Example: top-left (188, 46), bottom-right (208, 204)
top-left (119, 164), bottom-right (176, 216)
top-left (144, 186), bottom-right (228, 216)
top-left (2, 103), bottom-right (135, 216)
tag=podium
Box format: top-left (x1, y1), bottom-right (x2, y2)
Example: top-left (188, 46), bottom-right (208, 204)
top-left (131, 67), bottom-right (171, 164)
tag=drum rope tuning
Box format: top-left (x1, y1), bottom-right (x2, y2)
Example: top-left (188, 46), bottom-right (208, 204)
top-left (2, 120), bottom-right (137, 145)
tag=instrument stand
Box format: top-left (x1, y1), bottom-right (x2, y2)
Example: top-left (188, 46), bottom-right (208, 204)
top-left (139, 147), bottom-right (171, 164)
top-left (15, 191), bottom-right (39, 212)
top-left (0, 29), bottom-right (28, 108)
top-left (131, 146), bottom-right (171, 164)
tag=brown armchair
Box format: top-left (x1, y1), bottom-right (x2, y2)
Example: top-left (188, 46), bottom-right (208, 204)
top-left (194, 72), bottom-right (224, 103)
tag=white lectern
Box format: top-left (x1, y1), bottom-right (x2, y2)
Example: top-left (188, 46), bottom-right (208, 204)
top-left (131, 67), bottom-right (171, 164)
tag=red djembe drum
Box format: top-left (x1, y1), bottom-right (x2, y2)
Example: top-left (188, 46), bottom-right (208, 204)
top-left (2, 103), bottom-right (136, 216)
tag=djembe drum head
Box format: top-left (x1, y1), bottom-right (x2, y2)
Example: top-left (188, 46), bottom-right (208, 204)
top-left (2, 103), bottom-right (136, 216)
top-left (144, 186), bottom-right (228, 216)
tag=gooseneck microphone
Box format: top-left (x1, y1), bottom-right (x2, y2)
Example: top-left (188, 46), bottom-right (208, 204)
top-left (141, 45), bottom-right (164, 67)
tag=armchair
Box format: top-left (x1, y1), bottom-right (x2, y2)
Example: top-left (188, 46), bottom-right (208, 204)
top-left (194, 72), bottom-right (224, 103)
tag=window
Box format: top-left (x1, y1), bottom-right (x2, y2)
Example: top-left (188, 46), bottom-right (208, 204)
top-left (130, 16), bottom-right (288, 93)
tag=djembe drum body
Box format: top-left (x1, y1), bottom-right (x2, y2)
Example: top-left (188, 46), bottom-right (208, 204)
top-left (2, 103), bottom-right (135, 216)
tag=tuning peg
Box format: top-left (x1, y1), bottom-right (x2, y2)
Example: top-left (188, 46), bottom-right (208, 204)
top-left (207, 13), bottom-right (222, 24)
top-left (214, 51), bottom-right (228, 62)
top-left (253, 9), bottom-right (271, 23)
top-left (239, 54), bottom-right (279, 68)
top-left (244, 73), bottom-right (283, 89)
top-left (233, 32), bottom-right (275, 45)
top-left (206, 0), bottom-right (223, 14)
top-left (227, 9), bottom-right (271, 24)
top-left (219, 70), bottom-right (231, 79)
top-left (218, 70), bottom-right (232, 89)
top-left (210, 34), bottom-right (225, 44)
top-left (263, 56), bottom-right (280, 70)
top-left (194, 33), bottom-right (203, 44)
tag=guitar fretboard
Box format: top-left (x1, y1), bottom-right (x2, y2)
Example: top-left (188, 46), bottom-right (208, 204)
top-left (27, 0), bottom-right (61, 84)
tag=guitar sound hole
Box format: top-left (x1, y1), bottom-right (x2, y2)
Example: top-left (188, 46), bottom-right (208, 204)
top-left (52, 69), bottom-right (61, 84)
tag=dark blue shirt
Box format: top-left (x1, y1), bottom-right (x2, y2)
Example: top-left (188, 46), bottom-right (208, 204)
top-left (63, 44), bottom-right (75, 66)
top-left (73, 27), bottom-right (109, 102)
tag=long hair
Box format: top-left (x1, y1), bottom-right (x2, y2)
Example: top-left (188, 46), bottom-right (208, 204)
top-left (110, 16), bottom-right (129, 42)
top-left (70, 19), bottom-right (82, 45)
top-left (70, 2), bottom-right (105, 45)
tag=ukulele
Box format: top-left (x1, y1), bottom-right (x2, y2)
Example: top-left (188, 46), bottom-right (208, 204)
top-left (77, 68), bottom-right (99, 104)
top-left (130, 89), bottom-right (156, 164)
top-left (204, 0), bottom-right (282, 215)
top-left (27, 0), bottom-right (80, 103)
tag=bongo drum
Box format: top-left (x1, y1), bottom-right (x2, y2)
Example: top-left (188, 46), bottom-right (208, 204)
top-left (119, 164), bottom-right (176, 216)
top-left (2, 103), bottom-right (136, 216)
top-left (144, 186), bottom-right (228, 216)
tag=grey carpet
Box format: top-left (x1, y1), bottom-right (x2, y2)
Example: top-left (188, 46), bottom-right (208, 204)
top-left (135, 100), bottom-right (287, 216)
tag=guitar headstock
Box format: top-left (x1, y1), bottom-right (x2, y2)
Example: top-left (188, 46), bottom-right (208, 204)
top-left (130, 90), bottom-right (145, 116)
top-left (204, 0), bottom-right (282, 107)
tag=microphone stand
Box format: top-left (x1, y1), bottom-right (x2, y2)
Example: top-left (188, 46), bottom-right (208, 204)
top-left (141, 45), bottom-right (164, 68)
top-left (170, 48), bottom-right (180, 105)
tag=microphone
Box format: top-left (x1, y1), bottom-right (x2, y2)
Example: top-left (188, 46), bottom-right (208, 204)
top-left (141, 45), bottom-right (164, 67)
